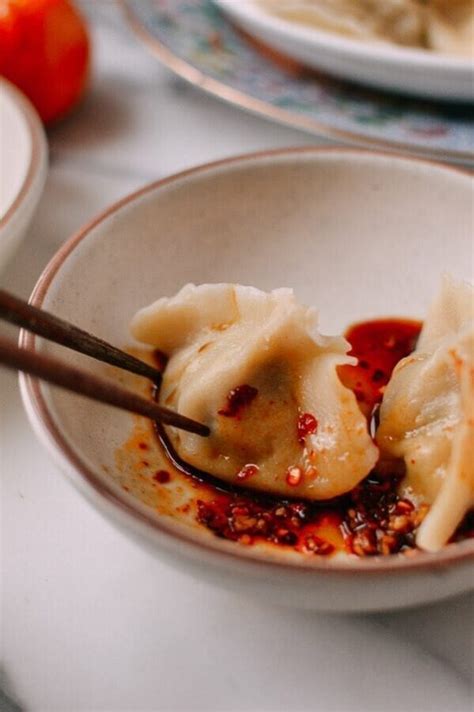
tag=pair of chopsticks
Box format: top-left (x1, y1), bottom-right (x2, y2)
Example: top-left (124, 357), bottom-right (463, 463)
top-left (0, 289), bottom-right (210, 437)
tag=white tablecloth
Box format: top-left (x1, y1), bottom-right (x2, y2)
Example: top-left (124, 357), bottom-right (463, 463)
top-left (1, 3), bottom-right (472, 710)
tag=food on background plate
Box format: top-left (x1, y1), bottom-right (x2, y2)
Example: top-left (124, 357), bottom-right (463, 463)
top-left (377, 276), bottom-right (474, 552)
top-left (259, 0), bottom-right (474, 57)
top-left (428, 0), bottom-right (474, 56)
top-left (129, 278), bottom-right (473, 556)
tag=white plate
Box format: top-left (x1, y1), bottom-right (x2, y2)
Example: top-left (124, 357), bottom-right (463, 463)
top-left (0, 79), bottom-right (48, 271)
top-left (215, 0), bottom-right (474, 101)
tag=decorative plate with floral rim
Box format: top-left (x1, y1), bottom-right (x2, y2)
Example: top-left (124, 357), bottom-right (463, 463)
top-left (123, 0), bottom-right (473, 165)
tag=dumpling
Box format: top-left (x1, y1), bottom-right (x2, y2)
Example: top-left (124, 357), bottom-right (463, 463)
top-left (131, 284), bottom-right (378, 500)
top-left (377, 276), bottom-right (474, 551)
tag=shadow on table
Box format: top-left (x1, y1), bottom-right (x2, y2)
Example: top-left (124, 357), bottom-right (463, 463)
top-left (0, 668), bottom-right (24, 712)
top-left (171, 586), bottom-right (473, 712)
top-left (370, 591), bottom-right (474, 683)
top-left (48, 78), bottom-right (139, 156)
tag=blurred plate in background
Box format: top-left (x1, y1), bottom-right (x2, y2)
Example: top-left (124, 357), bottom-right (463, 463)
top-left (123, 0), bottom-right (473, 165)
top-left (0, 79), bottom-right (48, 272)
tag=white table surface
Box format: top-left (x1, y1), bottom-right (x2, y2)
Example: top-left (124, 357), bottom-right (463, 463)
top-left (1, 3), bottom-right (473, 711)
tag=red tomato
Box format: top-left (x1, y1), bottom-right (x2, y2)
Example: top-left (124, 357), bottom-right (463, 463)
top-left (0, 0), bottom-right (90, 124)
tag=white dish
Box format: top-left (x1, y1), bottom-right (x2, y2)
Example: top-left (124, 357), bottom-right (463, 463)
top-left (20, 148), bottom-right (474, 612)
top-left (0, 79), bottom-right (48, 271)
top-left (215, 0), bottom-right (474, 101)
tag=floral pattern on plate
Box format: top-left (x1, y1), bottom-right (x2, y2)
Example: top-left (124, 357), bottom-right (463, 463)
top-left (125, 0), bottom-right (473, 162)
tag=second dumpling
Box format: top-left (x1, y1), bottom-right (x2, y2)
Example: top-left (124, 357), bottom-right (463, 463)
top-left (131, 284), bottom-right (378, 500)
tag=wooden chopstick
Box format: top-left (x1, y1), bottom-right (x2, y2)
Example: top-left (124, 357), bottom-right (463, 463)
top-left (0, 336), bottom-right (210, 437)
top-left (0, 288), bottom-right (210, 437)
top-left (0, 288), bottom-right (161, 382)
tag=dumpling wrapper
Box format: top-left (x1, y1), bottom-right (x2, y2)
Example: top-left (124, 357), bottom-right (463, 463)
top-left (377, 276), bottom-right (474, 551)
top-left (132, 284), bottom-right (378, 500)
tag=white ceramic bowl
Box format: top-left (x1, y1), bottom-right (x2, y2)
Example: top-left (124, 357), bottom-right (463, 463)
top-left (0, 79), bottom-right (48, 271)
top-left (215, 0), bottom-right (474, 101)
top-left (20, 148), bottom-right (474, 612)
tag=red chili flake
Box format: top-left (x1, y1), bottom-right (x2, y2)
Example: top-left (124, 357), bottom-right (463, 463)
top-left (274, 529), bottom-right (298, 546)
top-left (286, 466), bottom-right (302, 487)
top-left (237, 464), bottom-right (259, 480)
top-left (197, 499), bottom-right (230, 536)
top-left (389, 514), bottom-right (411, 533)
top-left (380, 534), bottom-right (399, 556)
top-left (394, 499), bottom-right (415, 514)
top-left (339, 469), bottom-right (424, 555)
top-left (303, 535), bottom-right (335, 556)
top-left (297, 412), bottom-right (318, 444)
top-left (289, 502), bottom-right (310, 520)
top-left (153, 470), bottom-right (171, 484)
top-left (218, 384), bottom-right (258, 418)
top-left (138, 442), bottom-right (149, 451)
top-left (195, 464), bottom-right (430, 556)
top-left (208, 31), bottom-right (223, 50)
top-left (231, 505), bottom-right (250, 516)
top-left (348, 528), bottom-right (378, 556)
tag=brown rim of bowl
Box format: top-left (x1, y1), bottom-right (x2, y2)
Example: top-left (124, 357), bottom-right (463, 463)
top-left (121, 0), bottom-right (474, 166)
top-left (0, 79), bottom-right (47, 231)
top-left (21, 146), bottom-right (474, 575)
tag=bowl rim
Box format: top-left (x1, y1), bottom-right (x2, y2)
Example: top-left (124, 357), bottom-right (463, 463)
top-left (0, 78), bottom-right (47, 232)
top-left (21, 145), bottom-right (474, 575)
